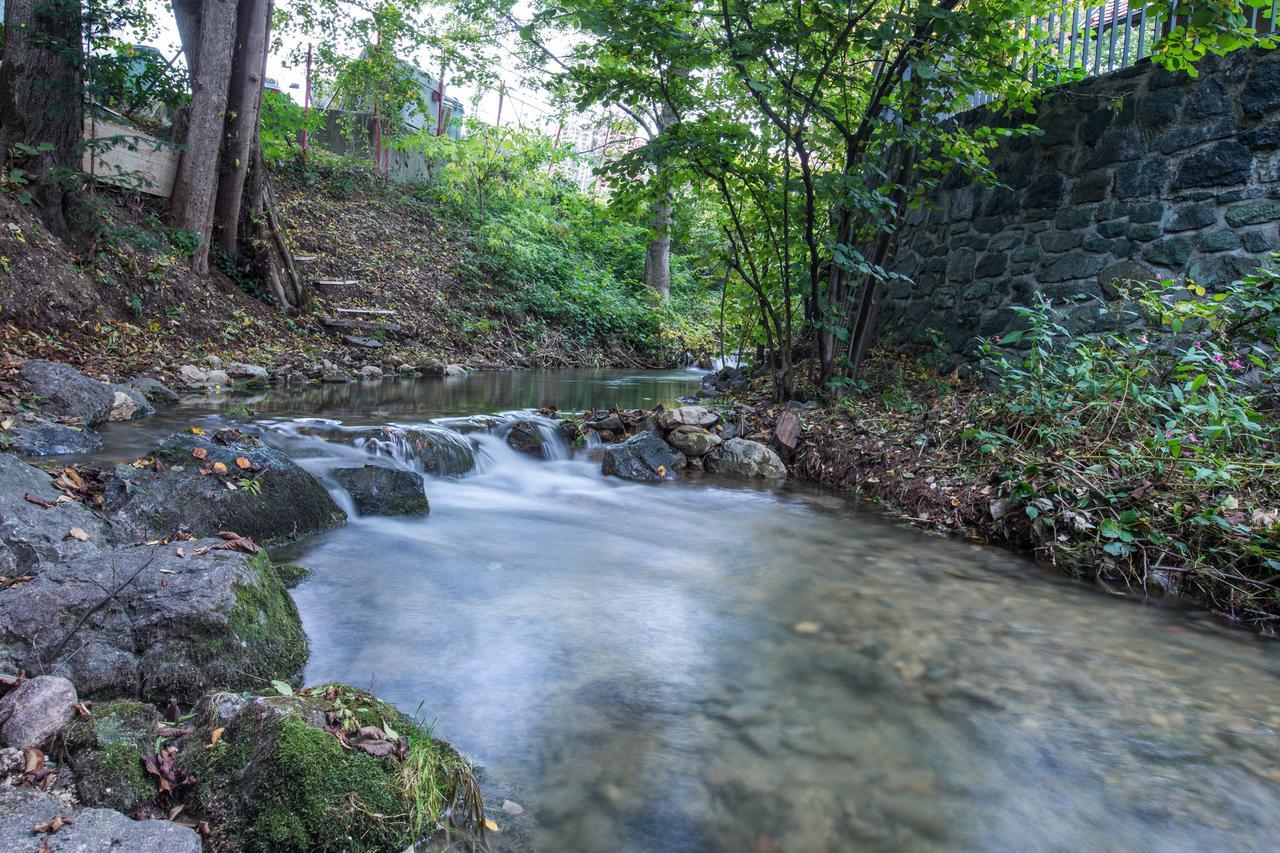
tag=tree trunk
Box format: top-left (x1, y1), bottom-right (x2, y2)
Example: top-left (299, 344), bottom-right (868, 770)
top-left (169, 0), bottom-right (238, 274)
top-left (643, 191), bottom-right (673, 300)
top-left (0, 0), bottom-right (84, 239)
top-left (213, 0), bottom-right (271, 255)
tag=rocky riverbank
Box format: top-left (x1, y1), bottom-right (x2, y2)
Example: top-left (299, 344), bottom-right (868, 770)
top-left (0, 359), bottom-right (490, 850)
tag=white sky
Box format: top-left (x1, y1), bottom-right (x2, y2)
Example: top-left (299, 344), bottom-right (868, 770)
top-left (138, 1), bottom-right (564, 130)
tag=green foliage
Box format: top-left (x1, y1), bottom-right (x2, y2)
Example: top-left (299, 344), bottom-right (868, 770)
top-left (398, 120), bottom-right (714, 360)
top-left (260, 90), bottom-right (323, 166)
top-left (972, 263), bottom-right (1280, 620)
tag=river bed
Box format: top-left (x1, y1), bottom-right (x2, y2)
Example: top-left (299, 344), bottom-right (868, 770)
top-left (92, 369), bottom-right (1280, 852)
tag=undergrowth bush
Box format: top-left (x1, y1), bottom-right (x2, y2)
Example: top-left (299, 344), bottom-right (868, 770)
top-left (972, 260), bottom-right (1280, 624)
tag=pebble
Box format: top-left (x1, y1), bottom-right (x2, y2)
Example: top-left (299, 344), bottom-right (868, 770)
top-left (502, 799), bottom-right (525, 816)
top-left (793, 621), bottom-right (821, 635)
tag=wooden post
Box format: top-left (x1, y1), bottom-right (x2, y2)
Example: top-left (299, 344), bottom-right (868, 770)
top-left (301, 42), bottom-right (311, 161)
top-left (436, 64), bottom-right (447, 137)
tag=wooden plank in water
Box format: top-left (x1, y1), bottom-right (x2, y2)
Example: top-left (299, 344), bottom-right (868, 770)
top-left (312, 279), bottom-right (358, 287)
top-left (333, 307), bottom-right (397, 316)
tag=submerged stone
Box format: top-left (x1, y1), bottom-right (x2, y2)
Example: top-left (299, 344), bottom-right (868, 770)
top-left (602, 432), bottom-right (684, 482)
top-left (333, 465), bottom-right (429, 516)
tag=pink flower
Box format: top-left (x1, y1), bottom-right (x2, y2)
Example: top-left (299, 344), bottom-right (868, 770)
top-left (1187, 433), bottom-right (1199, 444)
top-left (1229, 359), bottom-right (1245, 371)
top-left (1164, 429), bottom-right (1174, 438)
top-left (1212, 353), bottom-right (1223, 363)
top-left (1195, 341), bottom-right (1203, 349)
top-left (1138, 334), bottom-right (1149, 344)
top-left (993, 335), bottom-right (1002, 343)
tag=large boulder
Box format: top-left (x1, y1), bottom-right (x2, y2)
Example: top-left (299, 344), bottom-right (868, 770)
top-left (0, 675), bottom-right (77, 748)
top-left (0, 453), bottom-right (110, 575)
top-left (18, 360), bottom-right (114, 426)
top-left (657, 405), bottom-right (719, 430)
top-left (602, 431), bottom-right (684, 482)
top-left (0, 544), bottom-right (307, 701)
top-left (2, 416), bottom-right (103, 457)
top-left (57, 700), bottom-right (163, 814)
top-left (176, 686), bottom-right (481, 852)
top-left (706, 438), bottom-right (787, 480)
top-left (0, 786), bottom-right (201, 853)
top-left (333, 465), bottom-right (429, 516)
top-left (666, 424), bottom-right (722, 457)
top-left (103, 433), bottom-right (346, 543)
top-left (341, 425), bottom-right (476, 477)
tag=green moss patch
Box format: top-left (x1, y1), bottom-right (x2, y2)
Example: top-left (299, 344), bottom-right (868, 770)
top-left (179, 685), bottom-right (482, 852)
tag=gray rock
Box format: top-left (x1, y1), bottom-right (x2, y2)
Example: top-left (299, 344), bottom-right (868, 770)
top-left (0, 675), bottom-right (77, 747)
top-left (444, 364), bottom-right (468, 378)
top-left (505, 420), bottom-right (547, 458)
top-left (0, 453), bottom-right (110, 574)
top-left (706, 439), bottom-right (787, 480)
top-left (666, 425), bottom-right (722, 457)
top-left (601, 432), bottom-right (683, 482)
top-left (128, 377), bottom-right (179, 406)
top-left (18, 360), bottom-right (114, 426)
top-left (59, 700), bottom-right (162, 814)
top-left (586, 412), bottom-right (624, 432)
top-left (177, 364), bottom-right (209, 386)
top-left (0, 786), bottom-right (201, 853)
top-left (107, 385), bottom-right (154, 422)
top-left (205, 369), bottom-right (231, 388)
top-left (226, 362), bottom-right (269, 382)
top-left (102, 433), bottom-right (346, 543)
top-left (333, 465), bottom-right (429, 516)
top-left (0, 541), bottom-right (306, 701)
top-left (1225, 200), bottom-right (1280, 227)
top-left (657, 405), bottom-right (719, 429)
top-left (2, 417), bottom-right (102, 457)
top-left (358, 364), bottom-right (384, 380)
top-left (203, 355), bottom-right (224, 369)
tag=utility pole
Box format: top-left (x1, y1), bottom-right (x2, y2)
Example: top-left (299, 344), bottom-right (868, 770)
top-left (495, 80), bottom-right (505, 127)
top-left (435, 63), bottom-right (447, 136)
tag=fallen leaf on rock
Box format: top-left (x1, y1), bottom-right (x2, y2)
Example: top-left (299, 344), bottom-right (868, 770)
top-left (65, 527), bottom-right (89, 542)
top-left (190, 427), bottom-right (204, 435)
top-left (142, 746), bottom-right (194, 799)
top-left (235, 456), bottom-right (252, 470)
top-left (23, 493), bottom-right (53, 509)
top-left (191, 447), bottom-right (208, 460)
top-left (484, 818), bottom-right (500, 832)
top-left (156, 723), bottom-right (193, 737)
top-left (214, 537), bottom-right (261, 554)
top-left (23, 747), bottom-right (44, 774)
top-left (212, 462), bottom-right (228, 475)
top-left (73, 701), bottom-right (91, 717)
top-left (32, 815), bottom-right (71, 834)
top-left (205, 727), bottom-right (225, 750)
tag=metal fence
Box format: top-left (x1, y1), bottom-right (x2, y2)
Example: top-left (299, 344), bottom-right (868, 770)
top-left (964, 1), bottom-right (1279, 110)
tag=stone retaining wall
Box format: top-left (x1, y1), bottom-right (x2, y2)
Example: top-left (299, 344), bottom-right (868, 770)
top-left (882, 49), bottom-right (1280, 363)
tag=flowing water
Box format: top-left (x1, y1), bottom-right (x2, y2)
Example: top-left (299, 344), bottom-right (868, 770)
top-left (91, 369), bottom-right (1280, 852)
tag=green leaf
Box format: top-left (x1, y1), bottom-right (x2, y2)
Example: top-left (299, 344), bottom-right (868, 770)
top-left (271, 679), bottom-right (294, 696)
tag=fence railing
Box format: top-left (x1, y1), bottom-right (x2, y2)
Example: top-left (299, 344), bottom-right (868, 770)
top-left (964, 1), bottom-right (1279, 110)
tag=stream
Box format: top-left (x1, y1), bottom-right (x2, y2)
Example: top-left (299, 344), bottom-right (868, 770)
top-left (92, 369), bottom-right (1280, 852)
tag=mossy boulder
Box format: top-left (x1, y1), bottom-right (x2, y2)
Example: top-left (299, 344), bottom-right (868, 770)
top-left (58, 701), bottom-right (162, 814)
top-left (178, 686), bottom-right (482, 852)
top-left (0, 545), bottom-right (307, 701)
top-left (102, 432), bottom-right (346, 543)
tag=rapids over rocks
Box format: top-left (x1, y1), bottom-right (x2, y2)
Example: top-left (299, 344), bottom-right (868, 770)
top-left (83, 369), bottom-right (1280, 852)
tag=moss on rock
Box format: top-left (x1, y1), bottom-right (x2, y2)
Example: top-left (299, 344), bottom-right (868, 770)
top-left (58, 700), bottom-right (162, 814)
top-left (179, 685), bottom-right (481, 852)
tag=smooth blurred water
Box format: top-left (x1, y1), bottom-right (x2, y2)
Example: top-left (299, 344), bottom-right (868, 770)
top-left (94, 370), bottom-right (1280, 851)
